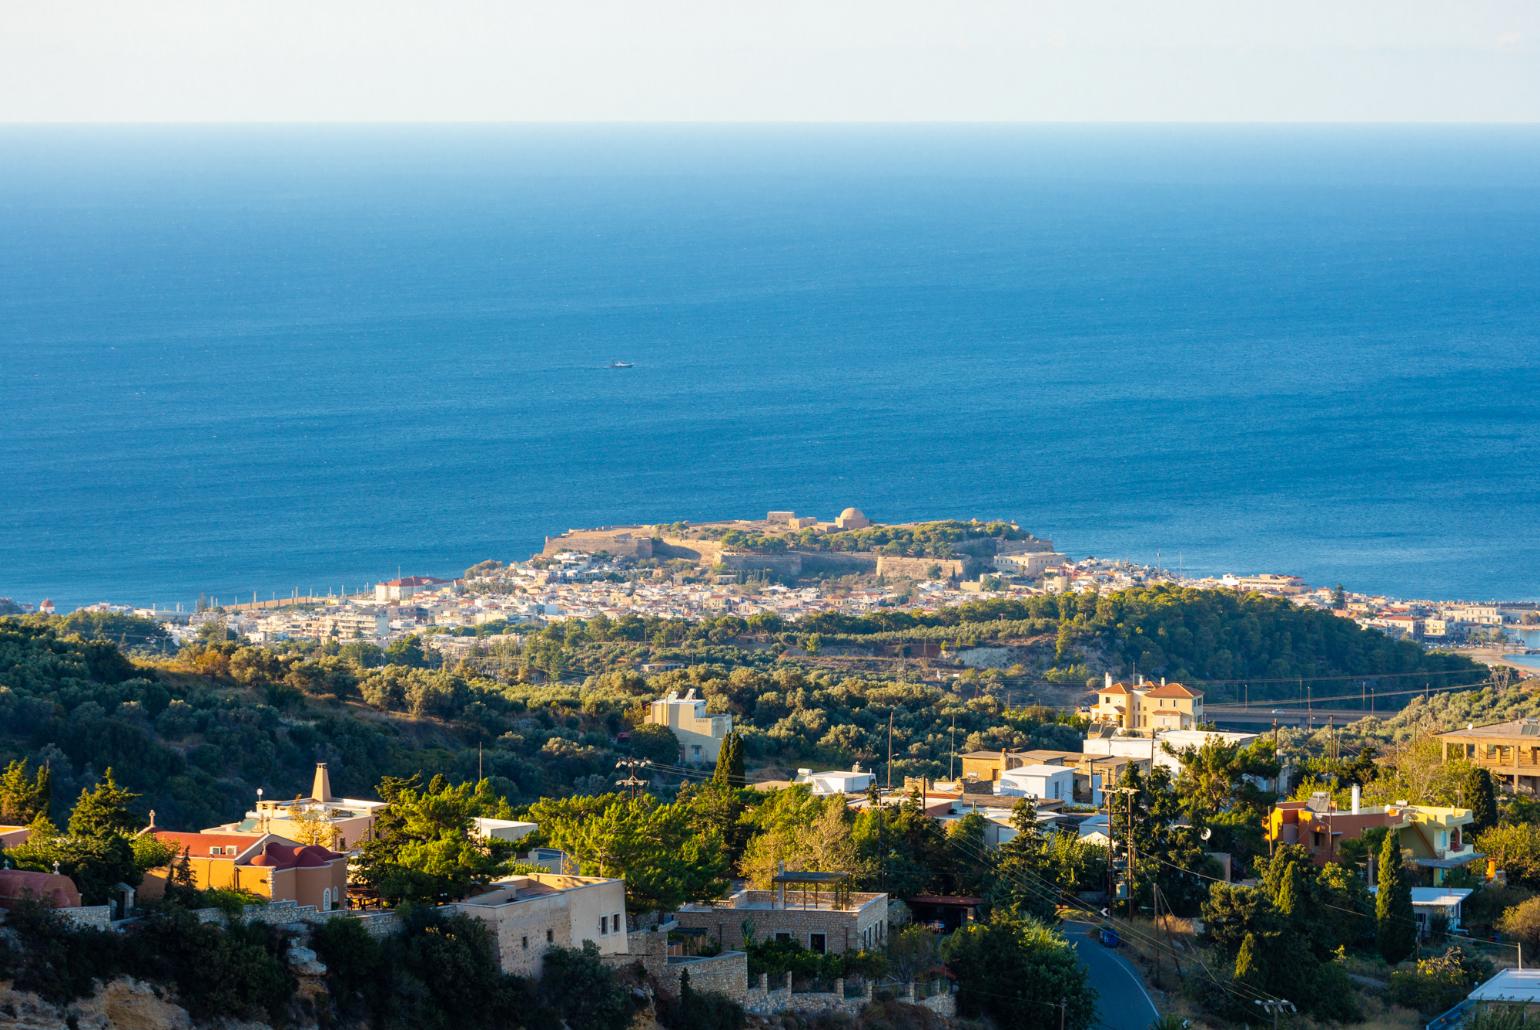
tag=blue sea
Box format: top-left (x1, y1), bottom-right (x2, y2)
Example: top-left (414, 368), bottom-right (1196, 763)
top-left (2, 125), bottom-right (1537, 609)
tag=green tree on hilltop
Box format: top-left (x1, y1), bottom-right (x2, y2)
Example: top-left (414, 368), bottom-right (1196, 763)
top-left (1377, 831), bottom-right (1417, 965)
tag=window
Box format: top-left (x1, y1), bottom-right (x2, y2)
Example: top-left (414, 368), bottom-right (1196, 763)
top-left (321, 888), bottom-right (331, 910)
top-left (775, 932), bottom-right (792, 944)
top-left (209, 846), bottom-right (220, 855)
top-left (615, 913), bottom-right (624, 934)
top-left (809, 933), bottom-right (827, 955)
top-left (546, 929), bottom-right (554, 944)
top-left (601, 915), bottom-right (609, 934)
top-left (521, 936), bottom-right (528, 950)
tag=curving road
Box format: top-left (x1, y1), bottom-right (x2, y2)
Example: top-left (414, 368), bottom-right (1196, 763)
top-left (1066, 920), bottom-right (1162, 1030)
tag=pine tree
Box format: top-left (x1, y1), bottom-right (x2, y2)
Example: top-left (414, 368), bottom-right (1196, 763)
top-left (66, 768), bottom-right (141, 840)
top-left (0, 759), bottom-right (51, 824)
top-left (1376, 831), bottom-right (1417, 964)
top-left (1464, 766), bottom-right (1498, 833)
top-left (713, 731), bottom-right (745, 786)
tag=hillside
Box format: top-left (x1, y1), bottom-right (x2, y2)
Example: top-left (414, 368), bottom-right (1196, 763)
top-left (0, 590), bottom-right (1480, 828)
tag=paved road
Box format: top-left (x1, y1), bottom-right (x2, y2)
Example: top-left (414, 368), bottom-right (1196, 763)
top-left (1067, 921), bottom-right (1161, 1030)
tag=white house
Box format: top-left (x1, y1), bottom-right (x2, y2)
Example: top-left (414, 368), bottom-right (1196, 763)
top-left (1084, 729), bottom-right (1261, 772)
top-left (475, 818), bottom-right (538, 843)
top-left (996, 764), bottom-right (1075, 804)
top-left (795, 765), bottom-right (875, 796)
top-left (1466, 968), bottom-right (1540, 1008)
top-left (1369, 885), bottom-right (1473, 936)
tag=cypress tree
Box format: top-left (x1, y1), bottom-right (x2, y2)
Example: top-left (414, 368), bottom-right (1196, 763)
top-left (1233, 931), bottom-right (1265, 991)
top-left (1464, 766), bottom-right (1498, 833)
top-left (713, 731), bottom-right (744, 786)
top-left (1274, 861), bottom-right (1302, 920)
top-left (1376, 831), bottom-right (1417, 964)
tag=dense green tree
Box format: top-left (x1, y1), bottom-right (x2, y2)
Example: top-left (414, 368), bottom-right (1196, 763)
top-left (1475, 823), bottom-right (1540, 887)
top-left (1464, 766), bottom-right (1498, 833)
top-left (0, 758), bottom-right (51, 823)
top-left (355, 775), bottom-right (518, 905)
top-left (527, 792), bottom-right (729, 911)
top-left (713, 731), bottom-right (745, 786)
top-left (1377, 831), bottom-right (1418, 965)
top-left (66, 768), bottom-right (142, 839)
top-left (1232, 931), bottom-right (1266, 995)
top-left (538, 942), bottom-right (636, 1030)
top-left (942, 913), bottom-right (1095, 1030)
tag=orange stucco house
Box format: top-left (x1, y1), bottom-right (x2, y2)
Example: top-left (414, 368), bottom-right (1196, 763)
top-left (139, 828), bottom-right (350, 911)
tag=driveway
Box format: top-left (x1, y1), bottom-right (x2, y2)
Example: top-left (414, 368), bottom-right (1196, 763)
top-left (1067, 920), bottom-right (1162, 1030)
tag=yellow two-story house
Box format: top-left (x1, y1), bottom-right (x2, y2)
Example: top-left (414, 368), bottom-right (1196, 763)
top-left (1087, 676), bottom-right (1203, 736)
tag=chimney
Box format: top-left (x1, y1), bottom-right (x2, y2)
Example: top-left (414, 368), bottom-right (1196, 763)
top-left (1351, 784), bottom-right (1361, 815)
top-left (1104, 672), bottom-right (1113, 689)
top-left (312, 762), bottom-right (335, 803)
top-left (1161, 676), bottom-right (1166, 686)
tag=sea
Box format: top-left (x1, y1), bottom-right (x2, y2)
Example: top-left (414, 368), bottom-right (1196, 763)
top-left (1, 125), bottom-right (1538, 610)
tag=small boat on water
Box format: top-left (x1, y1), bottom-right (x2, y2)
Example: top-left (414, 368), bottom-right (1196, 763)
top-left (608, 360), bottom-right (634, 369)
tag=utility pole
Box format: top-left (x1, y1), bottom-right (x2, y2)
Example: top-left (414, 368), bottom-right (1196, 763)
top-left (1254, 999), bottom-right (1296, 1029)
top-left (1103, 786), bottom-right (1139, 917)
top-left (615, 758), bottom-right (651, 799)
top-left (887, 709), bottom-right (895, 791)
top-left (949, 714), bottom-right (956, 782)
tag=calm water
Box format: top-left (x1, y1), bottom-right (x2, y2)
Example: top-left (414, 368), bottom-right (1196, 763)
top-left (2, 125), bottom-right (1538, 609)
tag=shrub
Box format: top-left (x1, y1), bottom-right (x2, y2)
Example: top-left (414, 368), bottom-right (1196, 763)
top-left (1500, 896), bottom-right (1540, 954)
top-left (1388, 946), bottom-right (1493, 1015)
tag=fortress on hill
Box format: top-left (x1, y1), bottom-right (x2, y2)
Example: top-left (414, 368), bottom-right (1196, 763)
top-left (539, 509), bottom-right (1060, 584)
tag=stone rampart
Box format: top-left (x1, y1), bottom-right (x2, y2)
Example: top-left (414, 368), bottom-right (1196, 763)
top-left (875, 555), bottom-right (966, 581)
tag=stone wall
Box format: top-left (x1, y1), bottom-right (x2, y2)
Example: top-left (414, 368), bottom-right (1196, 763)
top-left (875, 555), bottom-right (966, 582)
top-left (719, 552), bottom-right (803, 577)
top-left (56, 905), bottom-right (112, 930)
top-left (797, 552), bottom-right (879, 576)
top-left (664, 952), bottom-right (748, 1001)
top-left (741, 973), bottom-right (954, 1019)
top-left (188, 900), bottom-right (400, 938)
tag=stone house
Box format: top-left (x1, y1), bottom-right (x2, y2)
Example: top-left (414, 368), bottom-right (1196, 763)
top-left (675, 872), bottom-right (888, 955)
top-left (450, 873), bottom-right (628, 976)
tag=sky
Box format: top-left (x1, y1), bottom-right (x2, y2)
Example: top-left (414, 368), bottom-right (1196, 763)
top-left (2, 1), bottom-right (1538, 123)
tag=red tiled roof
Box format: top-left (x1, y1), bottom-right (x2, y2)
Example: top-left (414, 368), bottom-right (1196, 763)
top-left (1099, 683), bottom-right (1132, 696)
top-left (1144, 682), bottom-right (1200, 700)
top-left (152, 830), bottom-right (264, 858)
top-left (248, 842), bottom-right (345, 870)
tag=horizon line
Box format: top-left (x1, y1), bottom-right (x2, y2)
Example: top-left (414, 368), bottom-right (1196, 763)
top-left (2, 119), bottom-right (1539, 128)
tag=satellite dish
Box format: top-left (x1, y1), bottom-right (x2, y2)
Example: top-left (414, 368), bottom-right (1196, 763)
top-left (1200, 827), bottom-right (1213, 841)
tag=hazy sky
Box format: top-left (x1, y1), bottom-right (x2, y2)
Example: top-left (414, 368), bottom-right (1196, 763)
top-left (3, 1), bottom-right (1538, 123)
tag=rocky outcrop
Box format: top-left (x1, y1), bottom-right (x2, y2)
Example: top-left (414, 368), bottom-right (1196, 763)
top-left (0, 978), bottom-right (192, 1030)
